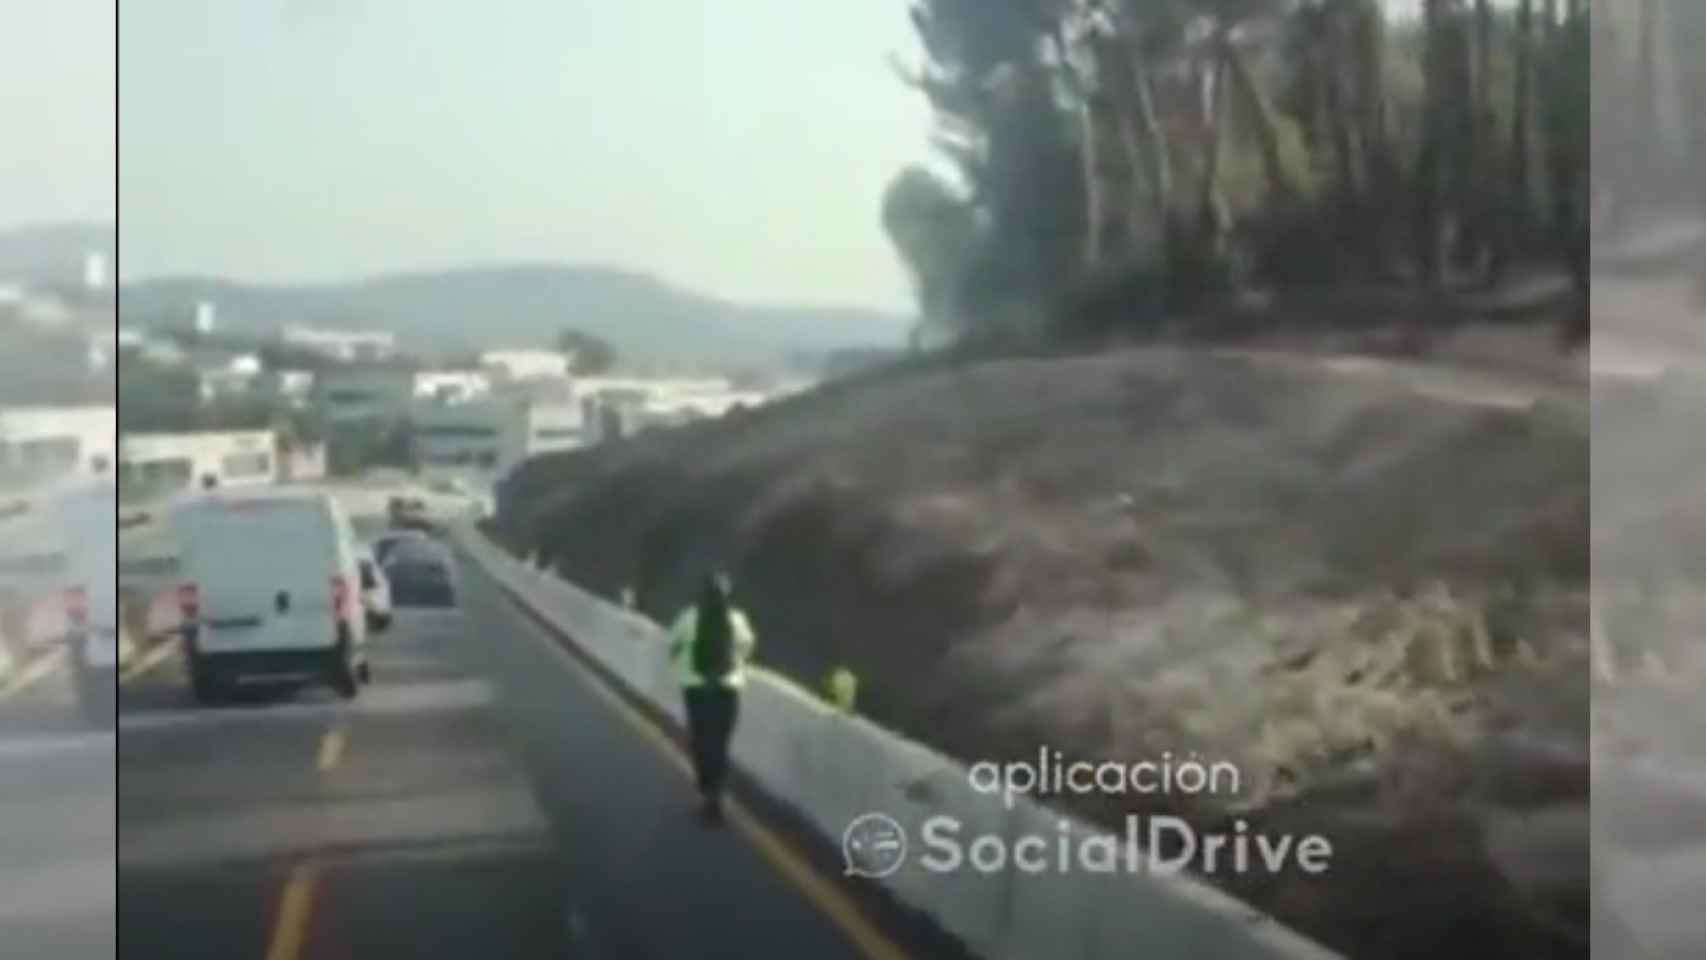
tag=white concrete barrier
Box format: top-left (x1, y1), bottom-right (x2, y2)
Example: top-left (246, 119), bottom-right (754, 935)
top-left (454, 527), bottom-right (1342, 960)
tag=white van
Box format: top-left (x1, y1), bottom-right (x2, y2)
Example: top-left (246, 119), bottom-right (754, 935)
top-left (0, 482), bottom-right (124, 724)
top-left (56, 484), bottom-right (123, 724)
top-left (171, 489), bottom-right (371, 704)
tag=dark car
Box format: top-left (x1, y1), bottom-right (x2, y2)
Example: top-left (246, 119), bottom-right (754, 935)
top-left (380, 538), bottom-right (457, 608)
top-left (387, 496), bottom-right (438, 535)
top-left (371, 529), bottom-right (429, 567)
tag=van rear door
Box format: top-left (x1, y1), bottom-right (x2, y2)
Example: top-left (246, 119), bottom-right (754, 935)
top-left (177, 497), bottom-right (340, 654)
top-left (58, 486), bottom-right (120, 665)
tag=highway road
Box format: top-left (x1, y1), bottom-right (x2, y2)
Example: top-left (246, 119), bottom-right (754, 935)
top-left (0, 644), bottom-right (116, 958)
top-left (116, 547), bottom-right (943, 960)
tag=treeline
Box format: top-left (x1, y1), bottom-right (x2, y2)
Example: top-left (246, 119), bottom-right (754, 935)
top-left (881, 1), bottom-right (1686, 350)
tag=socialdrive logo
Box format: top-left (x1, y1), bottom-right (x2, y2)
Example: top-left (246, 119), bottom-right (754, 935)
top-left (841, 812), bottom-right (908, 878)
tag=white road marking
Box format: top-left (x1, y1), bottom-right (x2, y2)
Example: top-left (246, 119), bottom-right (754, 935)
top-left (120, 640), bottom-right (179, 683)
top-left (316, 729), bottom-right (345, 771)
top-left (0, 855), bottom-right (118, 922)
top-left (0, 731), bottom-right (115, 760)
top-left (0, 647), bottom-right (68, 701)
top-left (118, 678), bottom-right (494, 734)
top-left (120, 782), bottom-right (550, 869)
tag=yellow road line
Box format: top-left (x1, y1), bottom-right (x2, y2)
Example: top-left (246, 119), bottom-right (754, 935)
top-left (497, 583), bottom-right (913, 960)
top-left (264, 862), bottom-right (319, 960)
top-left (0, 647), bottom-right (67, 701)
top-left (317, 729), bottom-right (346, 772)
top-left (266, 729), bottom-right (343, 958)
top-left (119, 640), bottom-right (178, 684)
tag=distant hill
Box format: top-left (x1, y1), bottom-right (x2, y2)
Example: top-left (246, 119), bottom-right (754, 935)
top-left (0, 222), bottom-right (112, 287)
top-left (119, 264), bottom-right (914, 373)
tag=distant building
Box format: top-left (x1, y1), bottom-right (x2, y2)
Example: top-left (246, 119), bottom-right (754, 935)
top-left (0, 406), bottom-right (117, 489)
top-left (491, 373), bottom-right (575, 405)
top-left (193, 300), bottom-right (217, 335)
top-left (312, 364), bottom-right (418, 423)
top-left (412, 393), bottom-right (591, 482)
top-left (573, 375), bottom-right (772, 433)
top-left (16, 292), bottom-right (72, 329)
top-left (281, 325), bottom-right (398, 363)
top-left (265, 370), bottom-right (317, 408)
top-left (135, 338), bottom-right (187, 367)
top-left (278, 440), bottom-right (327, 483)
top-left (189, 350), bottom-right (264, 403)
top-left (117, 430), bottom-right (278, 499)
top-left (413, 370), bottom-right (490, 405)
top-left (480, 349), bottom-right (569, 383)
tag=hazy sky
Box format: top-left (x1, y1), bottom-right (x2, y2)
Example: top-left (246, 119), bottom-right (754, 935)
top-left (0, 0), bottom-right (116, 226)
top-left (119, 0), bottom-right (935, 312)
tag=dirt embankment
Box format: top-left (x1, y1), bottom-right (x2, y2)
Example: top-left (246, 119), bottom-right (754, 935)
top-left (498, 346), bottom-right (1590, 958)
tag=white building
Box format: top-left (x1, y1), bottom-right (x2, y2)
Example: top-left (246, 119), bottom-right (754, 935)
top-left (118, 430), bottom-right (278, 499)
top-left (0, 406), bottom-right (117, 490)
top-left (192, 351), bottom-right (264, 402)
top-left (414, 370), bottom-right (490, 405)
top-left (278, 440), bottom-right (326, 482)
top-left (573, 376), bottom-right (774, 435)
top-left (480, 349), bottom-right (569, 383)
top-left (142, 340), bottom-right (187, 366)
top-left (267, 370), bottom-right (317, 408)
top-left (412, 394), bottom-right (591, 483)
top-left (281, 325), bottom-right (398, 363)
top-left (16, 293), bottom-right (71, 329)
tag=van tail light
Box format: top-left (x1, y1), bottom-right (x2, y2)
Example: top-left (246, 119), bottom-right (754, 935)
top-left (177, 583), bottom-right (200, 620)
top-left (331, 575), bottom-right (351, 620)
top-left (64, 586), bottom-right (89, 628)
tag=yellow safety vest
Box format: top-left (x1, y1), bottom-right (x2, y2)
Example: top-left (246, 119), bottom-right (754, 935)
top-left (668, 606), bottom-right (756, 689)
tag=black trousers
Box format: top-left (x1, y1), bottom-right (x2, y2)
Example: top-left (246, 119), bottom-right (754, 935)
top-left (683, 684), bottom-right (740, 800)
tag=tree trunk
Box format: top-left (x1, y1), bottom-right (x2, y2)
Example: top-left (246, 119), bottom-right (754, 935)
top-left (1322, 10), bottom-right (1360, 210)
top-left (1085, 24), bottom-right (1171, 281)
top-left (1352, 0), bottom-right (1392, 275)
top-left (1354, 0), bottom-right (1389, 181)
top-left (1197, 36), bottom-right (1232, 240)
top-left (1226, 38), bottom-right (1298, 206)
top-left (1474, 0), bottom-right (1493, 163)
top-left (1127, 42), bottom-right (1172, 227)
top-left (1675, 0), bottom-right (1706, 218)
top-left (1636, 0), bottom-right (1661, 203)
top-left (1546, 2), bottom-right (1590, 344)
top-left (1511, 0), bottom-right (1534, 235)
top-left (1416, 0), bottom-right (1450, 287)
top-left (1055, 22), bottom-right (1104, 267)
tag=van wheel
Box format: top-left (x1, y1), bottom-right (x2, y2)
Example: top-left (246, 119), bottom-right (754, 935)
top-left (189, 660), bottom-right (224, 707)
top-left (74, 662), bottom-right (117, 728)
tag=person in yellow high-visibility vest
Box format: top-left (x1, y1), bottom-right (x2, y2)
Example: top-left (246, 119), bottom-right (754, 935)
top-left (668, 573), bottom-right (756, 825)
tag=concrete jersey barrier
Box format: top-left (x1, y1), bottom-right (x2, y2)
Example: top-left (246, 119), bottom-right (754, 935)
top-left (453, 527), bottom-right (1343, 960)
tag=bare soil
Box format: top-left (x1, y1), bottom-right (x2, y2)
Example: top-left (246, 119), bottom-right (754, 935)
top-left (498, 333), bottom-right (1594, 958)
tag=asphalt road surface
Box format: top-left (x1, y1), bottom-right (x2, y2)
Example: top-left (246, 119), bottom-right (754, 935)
top-left (0, 645), bottom-right (117, 958)
top-left (117, 553), bottom-right (917, 960)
